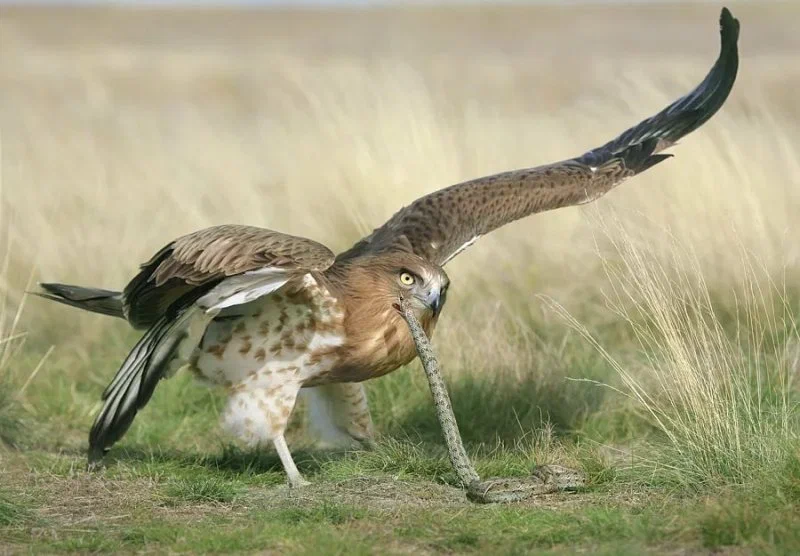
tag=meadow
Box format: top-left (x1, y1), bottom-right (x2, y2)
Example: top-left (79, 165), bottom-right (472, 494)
top-left (1, 3), bottom-right (800, 553)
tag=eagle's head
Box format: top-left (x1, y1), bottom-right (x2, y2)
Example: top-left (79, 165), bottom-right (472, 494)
top-left (393, 259), bottom-right (450, 319)
top-left (341, 250), bottom-right (450, 324)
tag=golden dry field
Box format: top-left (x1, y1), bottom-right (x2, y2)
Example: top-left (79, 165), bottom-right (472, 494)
top-left (2, 3), bottom-right (800, 553)
top-left (1, 4), bottom-right (799, 338)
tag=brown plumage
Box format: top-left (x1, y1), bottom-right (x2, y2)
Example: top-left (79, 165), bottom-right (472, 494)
top-left (36, 9), bottom-right (740, 486)
top-left (125, 225), bottom-right (336, 329)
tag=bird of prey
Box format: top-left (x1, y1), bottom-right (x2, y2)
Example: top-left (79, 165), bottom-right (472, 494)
top-left (37, 9), bottom-right (739, 487)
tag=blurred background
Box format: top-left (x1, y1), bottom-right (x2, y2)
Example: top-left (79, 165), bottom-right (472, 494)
top-left (1, 1), bottom-right (798, 453)
top-left (3, 1), bottom-right (798, 313)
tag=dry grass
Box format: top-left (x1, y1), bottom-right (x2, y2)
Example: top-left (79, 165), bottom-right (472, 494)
top-left (551, 215), bottom-right (798, 488)
top-left (2, 1), bottom-right (798, 431)
top-left (2, 5), bottom-right (799, 342)
top-left (0, 4), bottom-right (799, 551)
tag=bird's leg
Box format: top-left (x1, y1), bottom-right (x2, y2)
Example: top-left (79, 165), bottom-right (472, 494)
top-left (301, 383), bottom-right (375, 450)
top-left (396, 297), bottom-right (586, 503)
top-left (273, 434), bottom-right (310, 488)
top-left (220, 381), bottom-right (309, 488)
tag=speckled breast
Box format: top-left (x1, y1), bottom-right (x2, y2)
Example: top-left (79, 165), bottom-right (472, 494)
top-left (187, 274), bottom-right (347, 389)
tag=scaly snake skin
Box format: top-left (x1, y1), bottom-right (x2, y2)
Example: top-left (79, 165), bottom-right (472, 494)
top-left (397, 297), bottom-right (586, 503)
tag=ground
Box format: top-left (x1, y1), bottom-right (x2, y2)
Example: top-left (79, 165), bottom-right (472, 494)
top-left (2, 344), bottom-right (799, 554)
top-left (1, 3), bottom-right (800, 554)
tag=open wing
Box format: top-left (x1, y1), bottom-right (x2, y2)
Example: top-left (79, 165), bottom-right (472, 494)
top-left (88, 224), bottom-right (335, 462)
top-left (123, 224), bottom-right (335, 328)
top-left (341, 8), bottom-right (740, 267)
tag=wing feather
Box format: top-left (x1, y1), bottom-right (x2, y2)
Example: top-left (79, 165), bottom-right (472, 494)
top-left (197, 268), bottom-right (291, 312)
top-left (122, 224), bottom-right (335, 328)
top-left (340, 8), bottom-right (739, 266)
top-left (89, 304), bottom-right (202, 463)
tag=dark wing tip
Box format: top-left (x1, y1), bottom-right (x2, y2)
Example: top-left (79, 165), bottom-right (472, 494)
top-left (576, 9), bottom-right (740, 173)
top-left (661, 6), bottom-right (740, 143)
top-left (720, 8), bottom-right (740, 48)
top-left (39, 282), bottom-right (60, 294)
top-left (670, 6), bottom-right (739, 141)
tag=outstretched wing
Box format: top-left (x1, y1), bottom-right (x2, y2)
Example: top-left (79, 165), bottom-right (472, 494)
top-left (123, 224), bottom-right (336, 328)
top-left (341, 8), bottom-right (740, 267)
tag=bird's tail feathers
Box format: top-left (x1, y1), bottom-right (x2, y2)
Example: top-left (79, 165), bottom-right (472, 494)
top-left (35, 283), bottom-right (125, 320)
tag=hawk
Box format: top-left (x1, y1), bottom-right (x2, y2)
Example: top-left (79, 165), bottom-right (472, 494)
top-left (37, 9), bottom-right (739, 487)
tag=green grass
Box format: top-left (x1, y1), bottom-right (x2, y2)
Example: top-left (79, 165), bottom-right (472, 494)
top-left (3, 450), bottom-right (800, 554)
top-left (162, 477), bottom-right (243, 505)
top-left (0, 385), bottom-right (23, 448)
top-left (0, 492), bottom-right (29, 528)
top-left (2, 320), bottom-right (798, 554)
top-left (3, 276), bottom-right (799, 553)
top-left (0, 319), bottom-right (26, 449)
top-left (2, 285), bottom-right (798, 554)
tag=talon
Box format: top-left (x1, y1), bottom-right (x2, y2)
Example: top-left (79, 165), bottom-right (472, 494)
top-left (358, 437), bottom-right (377, 451)
top-left (86, 458), bottom-right (106, 473)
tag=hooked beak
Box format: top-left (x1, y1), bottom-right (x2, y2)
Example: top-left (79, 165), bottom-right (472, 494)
top-left (424, 287), bottom-right (443, 316)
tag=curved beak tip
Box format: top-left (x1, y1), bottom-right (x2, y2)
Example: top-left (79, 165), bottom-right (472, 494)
top-left (426, 290), bottom-right (443, 315)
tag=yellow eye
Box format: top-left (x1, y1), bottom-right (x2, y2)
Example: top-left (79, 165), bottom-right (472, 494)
top-left (399, 272), bottom-right (415, 286)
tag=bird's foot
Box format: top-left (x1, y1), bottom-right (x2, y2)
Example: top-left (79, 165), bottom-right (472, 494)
top-left (86, 460), bottom-right (106, 473)
top-left (288, 476), bottom-right (311, 489)
top-left (86, 447), bottom-right (108, 472)
top-left (86, 455), bottom-right (107, 473)
top-left (466, 465), bottom-right (585, 504)
top-left (354, 435), bottom-right (377, 451)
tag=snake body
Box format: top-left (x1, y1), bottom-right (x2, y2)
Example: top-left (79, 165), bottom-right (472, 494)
top-left (397, 298), bottom-right (585, 504)
top-left (398, 298), bottom-right (480, 486)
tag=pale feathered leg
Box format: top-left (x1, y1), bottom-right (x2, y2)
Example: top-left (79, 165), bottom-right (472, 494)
top-left (221, 379), bottom-right (309, 487)
top-left (301, 383), bottom-right (374, 449)
top-left (273, 434), bottom-right (309, 488)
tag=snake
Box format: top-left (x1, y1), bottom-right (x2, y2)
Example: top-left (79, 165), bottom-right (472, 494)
top-left (397, 297), bottom-right (585, 504)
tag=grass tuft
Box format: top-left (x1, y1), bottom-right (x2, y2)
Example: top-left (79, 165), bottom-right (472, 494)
top-left (0, 252), bottom-right (28, 449)
top-left (321, 437), bottom-right (455, 484)
top-left (271, 502), bottom-right (366, 525)
top-left (0, 383), bottom-right (23, 448)
top-left (162, 477), bottom-right (242, 505)
top-left (0, 491), bottom-right (28, 527)
top-left (696, 487), bottom-right (800, 550)
top-left (553, 218), bottom-right (799, 491)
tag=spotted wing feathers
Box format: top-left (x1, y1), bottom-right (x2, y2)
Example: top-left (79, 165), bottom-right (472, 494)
top-left (124, 225), bottom-right (335, 328)
top-left (342, 8), bottom-right (739, 267)
top-left (84, 225), bottom-right (334, 464)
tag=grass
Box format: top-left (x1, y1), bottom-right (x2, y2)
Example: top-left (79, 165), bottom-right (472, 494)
top-left (549, 219), bottom-right (800, 491)
top-left (1, 2), bottom-right (800, 554)
top-left (3, 446), bottom-right (800, 553)
top-left (162, 477), bottom-right (243, 505)
top-left (0, 492), bottom-right (28, 528)
top-left (0, 291), bottom-right (27, 449)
